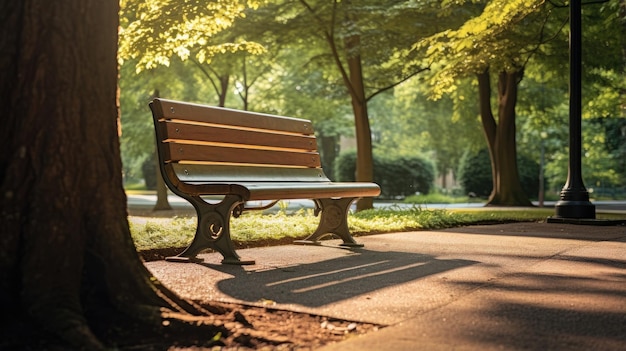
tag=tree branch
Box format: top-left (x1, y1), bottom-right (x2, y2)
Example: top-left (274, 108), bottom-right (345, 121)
top-left (366, 66), bottom-right (430, 102)
top-left (298, 0), bottom-right (358, 99)
top-left (189, 57), bottom-right (220, 97)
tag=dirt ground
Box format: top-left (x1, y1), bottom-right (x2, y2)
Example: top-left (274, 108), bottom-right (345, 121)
top-left (120, 300), bottom-right (381, 350)
top-left (2, 299), bottom-right (380, 351)
top-left (128, 248), bottom-right (382, 350)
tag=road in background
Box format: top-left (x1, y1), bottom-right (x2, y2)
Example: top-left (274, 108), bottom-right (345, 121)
top-left (127, 193), bottom-right (626, 214)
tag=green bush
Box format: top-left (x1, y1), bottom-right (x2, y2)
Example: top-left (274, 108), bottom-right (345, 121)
top-left (457, 149), bottom-right (492, 197)
top-left (334, 150), bottom-right (435, 199)
top-left (458, 149), bottom-right (541, 199)
top-left (517, 153), bottom-right (542, 198)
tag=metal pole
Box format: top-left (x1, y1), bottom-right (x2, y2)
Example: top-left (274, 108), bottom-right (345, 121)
top-left (539, 137), bottom-right (545, 207)
top-left (552, 0), bottom-right (595, 219)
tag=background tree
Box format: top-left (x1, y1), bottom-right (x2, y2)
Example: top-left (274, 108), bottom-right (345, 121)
top-left (119, 59), bottom-right (203, 210)
top-left (118, 0), bottom-right (624, 202)
top-left (384, 78), bottom-right (483, 190)
top-left (287, 0), bottom-right (452, 209)
top-left (417, 0), bottom-right (625, 204)
top-left (516, 0), bottom-right (626, 198)
top-left (416, 0), bottom-right (559, 206)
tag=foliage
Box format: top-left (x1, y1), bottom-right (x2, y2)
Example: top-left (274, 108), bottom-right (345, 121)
top-left (381, 78), bottom-right (484, 183)
top-left (458, 149), bottom-right (541, 199)
top-left (457, 149), bottom-right (493, 197)
top-left (545, 119), bottom-right (625, 192)
top-left (117, 0), bottom-right (626, 202)
top-left (335, 150), bottom-right (435, 198)
top-left (403, 192), bottom-right (478, 205)
top-left (414, 0), bottom-right (546, 98)
top-left (119, 0), bottom-right (265, 71)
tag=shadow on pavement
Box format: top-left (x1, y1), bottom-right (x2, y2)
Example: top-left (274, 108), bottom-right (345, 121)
top-left (450, 269), bottom-right (626, 350)
top-left (440, 222), bottom-right (626, 242)
top-left (199, 249), bottom-right (477, 307)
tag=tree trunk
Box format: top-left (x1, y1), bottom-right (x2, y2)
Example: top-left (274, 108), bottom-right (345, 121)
top-left (151, 89), bottom-right (172, 211)
top-left (344, 33), bottom-right (375, 211)
top-left (476, 69), bottom-right (532, 206)
top-left (320, 134), bottom-right (338, 181)
top-left (218, 75), bottom-right (229, 107)
top-left (0, 1), bottom-right (214, 348)
top-left (154, 151), bottom-right (173, 211)
top-left (306, 0), bottom-right (376, 210)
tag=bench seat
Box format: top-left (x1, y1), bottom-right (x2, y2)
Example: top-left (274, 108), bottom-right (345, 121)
top-left (174, 181), bottom-right (380, 200)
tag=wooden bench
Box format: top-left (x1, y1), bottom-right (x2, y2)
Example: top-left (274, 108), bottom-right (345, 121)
top-left (150, 98), bottom-right (381, 264)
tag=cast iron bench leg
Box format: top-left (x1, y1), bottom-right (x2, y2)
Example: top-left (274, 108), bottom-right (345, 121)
top-left (295, 197), bottom-right (364, 247)
top-left (165, 194), bottom-right (255, 265)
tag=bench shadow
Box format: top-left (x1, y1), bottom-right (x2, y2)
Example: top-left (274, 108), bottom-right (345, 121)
top-left (201, 248), bottom-right (476, 307)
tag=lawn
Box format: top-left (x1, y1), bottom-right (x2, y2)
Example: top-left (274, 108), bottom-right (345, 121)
top-left (129, 206), bottom-right (624, 252)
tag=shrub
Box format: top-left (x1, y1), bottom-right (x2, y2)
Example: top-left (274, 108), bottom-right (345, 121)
top-left (141, 156), bottom-right (157, 190)
top-left (334, 150), bottom-right (435, 199)
top-left (458, 148), bottom-right (541, 199)
top-left (457, 149), bottom-right (492, 197)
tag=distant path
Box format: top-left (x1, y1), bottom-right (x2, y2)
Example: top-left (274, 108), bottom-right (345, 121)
top-left (127, 193), bottom-right (626, 214)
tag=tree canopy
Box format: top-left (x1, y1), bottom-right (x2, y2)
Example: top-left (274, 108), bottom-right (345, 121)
top-left (119, 0), bottom-right (626, 202)
top-left (119, 0), bottom-right (265, 71)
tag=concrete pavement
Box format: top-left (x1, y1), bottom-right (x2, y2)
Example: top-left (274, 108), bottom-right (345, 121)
top-left (144, 222), bottom-right (626, 350)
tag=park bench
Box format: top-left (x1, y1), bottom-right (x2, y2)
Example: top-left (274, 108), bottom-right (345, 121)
top-left (150, 98), bottom-right (381, 264)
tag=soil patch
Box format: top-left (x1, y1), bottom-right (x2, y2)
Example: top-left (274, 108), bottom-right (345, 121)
top-left (3, 300), bottom-right (381, 350)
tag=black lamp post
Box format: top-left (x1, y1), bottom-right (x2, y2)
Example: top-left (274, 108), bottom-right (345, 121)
top-left (551, 0), bottom-right (596, 219)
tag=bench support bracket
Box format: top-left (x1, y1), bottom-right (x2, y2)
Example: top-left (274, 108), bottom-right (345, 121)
top-left (166, 194), bottom-right (255, 265)
top-left (295, 197), bottom-right (363, 247)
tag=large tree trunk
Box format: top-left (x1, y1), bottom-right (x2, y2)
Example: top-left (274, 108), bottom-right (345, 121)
top-left (0, 1), bottom-right (217, 349)
top-left (476, 69), bottom-right (532, 206)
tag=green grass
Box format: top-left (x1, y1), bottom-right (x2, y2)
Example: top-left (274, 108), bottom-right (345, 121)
top-left (128, 206), bottom-right (626, 252)
top-left (124, 182), bottom-right (148, 192)
top-left (130, 217), bottom-right (198, 250)
top-left (403, 193), bottom-right (483, 204)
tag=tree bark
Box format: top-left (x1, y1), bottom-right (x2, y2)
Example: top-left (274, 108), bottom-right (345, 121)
top-left (320, 134), bottom-right (338, 181)
top-left (343, 19), bottom-right (374, 211)
top-left (346, 52), bottom-right (375, 210)
top-left (154, 152), bottom-right (174, 211)
top-left (476, 68), bottom-right (533, 206)
top-left (0, 1), bottom-right (212, 348)
top-left (151, 89), bottom-right (173, 211)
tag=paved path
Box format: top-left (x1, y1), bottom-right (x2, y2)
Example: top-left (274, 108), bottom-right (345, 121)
top-left (145, 222), bottom-right (626, 350)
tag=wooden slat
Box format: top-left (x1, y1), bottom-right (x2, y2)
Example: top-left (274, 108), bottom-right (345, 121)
top-left (162, 121), bottom-right (317, 151)
top-left (244, 182), bottom-right (382, 201)
top-left (154, 98), bottom-right (314, 134)
top-left (171, 164), bottom-right (329, 183)
top-left (163, 143), bottom-right (321, 168)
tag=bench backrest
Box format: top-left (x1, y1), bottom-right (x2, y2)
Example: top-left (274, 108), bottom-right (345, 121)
top-left (150, 98), bottom-right (331, 184)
